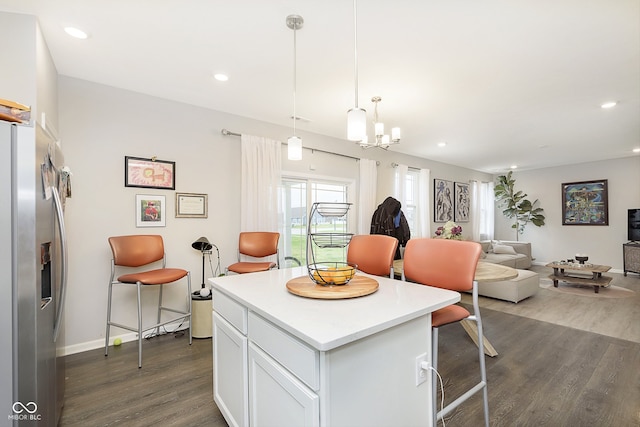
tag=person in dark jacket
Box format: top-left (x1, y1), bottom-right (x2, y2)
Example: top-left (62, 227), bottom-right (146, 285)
top-left (370, 196), bottom-right (411, 259)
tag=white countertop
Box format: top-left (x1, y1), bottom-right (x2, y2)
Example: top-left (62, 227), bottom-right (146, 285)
top-left (209, 267), bottom-right (460, 351)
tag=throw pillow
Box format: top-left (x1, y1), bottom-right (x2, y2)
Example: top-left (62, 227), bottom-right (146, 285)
top-left (492, 244), bottom-right (517, 255)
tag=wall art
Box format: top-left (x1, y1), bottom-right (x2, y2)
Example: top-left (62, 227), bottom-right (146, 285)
top-left (434, 178), bottom-right (454, 223)
top-left (125, 156), bottom-right (175, 190)
top-left (176, 192), bottom-right (208, 218)
top-left (136, 194), bottom-right (166, 227)
top-left (561, 179), bottom-right (608, 225)
top-left (454, 182), bottom-right (470, 222)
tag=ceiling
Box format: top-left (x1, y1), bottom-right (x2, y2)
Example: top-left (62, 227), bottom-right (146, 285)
top-left (2, 0), bottom-right (639, 173)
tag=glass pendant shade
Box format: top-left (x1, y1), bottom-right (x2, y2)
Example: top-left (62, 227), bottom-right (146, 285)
top-left (391, 127), bottom-right (401, 141)
top-left (287, 136), bottom-right (302, 160)
top-left (375, 122), bottom-right (384, 137)
top-left (347, 107), bottom-right (367, 141)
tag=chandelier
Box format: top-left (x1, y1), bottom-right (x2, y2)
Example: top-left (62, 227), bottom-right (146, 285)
top-left (357, 96), bottom-right (401, 149)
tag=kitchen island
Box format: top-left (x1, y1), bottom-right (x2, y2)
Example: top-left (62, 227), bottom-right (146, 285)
top-left (209, 267), bottom-right (459, 427)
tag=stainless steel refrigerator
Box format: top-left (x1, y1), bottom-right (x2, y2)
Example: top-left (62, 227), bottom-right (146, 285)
top-left (1, 120), bottom-right (69, 426)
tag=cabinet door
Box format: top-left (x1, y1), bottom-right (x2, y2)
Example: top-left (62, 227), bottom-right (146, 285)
top-left (213, 313), bottom-right (248, 427)
top-left (248, 343), bottom-right (319, 427)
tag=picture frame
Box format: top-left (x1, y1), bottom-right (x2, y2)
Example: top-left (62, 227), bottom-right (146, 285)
top-left (125, 156), bottom-right (175, 190)
top-left (136, 194), bottom-right (166, 227)
top-left (561, 179), bottom-right (609, 225)
top-left (176, 192), bottom-right (208, 218)
top-left (434, 178), bottom-right (454, 223)
top-left (454, 182), bottom-right (470, 222)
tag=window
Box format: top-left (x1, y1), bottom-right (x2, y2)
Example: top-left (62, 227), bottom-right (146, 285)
top-left (402, 169), bottom-right (419, 236)
top-left (280, 177), bottom-right (352, 267)
top-left (478, 182), bottom-right (494, 240)
top-left (394, 167), bottom-right (422, 236)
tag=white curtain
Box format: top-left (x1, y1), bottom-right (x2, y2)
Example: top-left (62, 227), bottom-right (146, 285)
top-left (240, 134), bottom-right (281, 231)
top-left (357, 158), bottom-right (378, 234)
top-left (471, 180), bottom-right (495, 241)
top-left (417, 168), bottom-right (431, 238)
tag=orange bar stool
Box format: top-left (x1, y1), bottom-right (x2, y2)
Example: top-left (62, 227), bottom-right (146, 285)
top-left (105, 235), bottom-right (192, 368)
top-left (226, 232), bottom-right (280, 274)
top-left (346, 234), bottom-right (398, 278)
top-left (403, 238), bottom-right (488, 426)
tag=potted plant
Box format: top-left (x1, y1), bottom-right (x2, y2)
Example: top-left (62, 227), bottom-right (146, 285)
top-left (494, 171), bottom-right (545, 240)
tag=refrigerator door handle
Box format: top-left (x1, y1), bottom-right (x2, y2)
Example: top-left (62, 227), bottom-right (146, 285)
top-left (52, 186), bottom-right (68, 342)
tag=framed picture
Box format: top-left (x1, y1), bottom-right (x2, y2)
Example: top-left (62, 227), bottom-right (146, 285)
top-left (454, 182), bottom-right (470, 222)
top-left (125, 156), bottom-right (175, 190)
top-left (136, 194), bottom-right (166, 227)
top-left (561, 179), bottom-right (609, 225)
top-left (434, 178), bottom-right (454, 222)
top-left (176, 192), bottom-right (208, 218)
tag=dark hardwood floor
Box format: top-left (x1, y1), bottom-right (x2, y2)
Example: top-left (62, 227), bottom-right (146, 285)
top-left (60, 333), bottom-right (227, 427)
top-left (60, 307), bottom-right (640, 426)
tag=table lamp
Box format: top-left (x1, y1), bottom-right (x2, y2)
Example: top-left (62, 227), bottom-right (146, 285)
top-left (192, 237), bottom-right (213, 296)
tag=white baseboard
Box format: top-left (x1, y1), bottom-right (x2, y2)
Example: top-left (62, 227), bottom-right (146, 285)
top-left (62, 321), bottom-right (190, 356)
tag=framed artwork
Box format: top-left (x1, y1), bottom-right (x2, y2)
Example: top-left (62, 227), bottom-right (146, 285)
top-left (125, 156), bottom-right (175, 190)
top-left (454, 182), bottom-right (470, 222)
top-left (434, 178), bottom-right (454, 222)
top-left (561, 179), bottom-right (608, 225)
top-left (136, 194), bottom-right (166, 227)
top-left (176, 192), bottom-right (208, 218)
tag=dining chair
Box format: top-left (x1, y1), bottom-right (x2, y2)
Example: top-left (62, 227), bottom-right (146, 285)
top-left (105, 235), bottom-right (192, 368)
top-left (346, 234), bottom-right (399, 278)
top-left (402, 238), bottom-right (487, 427)
top-left (226, 231), bottom-right (280, 274)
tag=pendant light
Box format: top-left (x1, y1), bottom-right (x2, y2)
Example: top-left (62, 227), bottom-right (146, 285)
top-left (287, 15), bottom-right (303, 161)
top-left (347, 0), bottom-right (366, 142)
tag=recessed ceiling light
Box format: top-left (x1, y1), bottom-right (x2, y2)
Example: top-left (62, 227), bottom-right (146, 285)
top-left (633, 148), bottom-right (640, 153)
top-left (213, 73), bottom-right (229, 82)
top-left (600, 101), bottom-right (617, 109)
top-left (437, 141), bottom-right (446, 147)
top-left (64, 27), bottom-right (88, 39)
top-left (510, 165), bottom-right (518, 169)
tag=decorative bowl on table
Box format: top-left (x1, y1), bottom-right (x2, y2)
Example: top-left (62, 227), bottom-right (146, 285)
top-left (575, 254), bottom-right (589, 264)
top-left (308, 262), bottom-right (357, 286)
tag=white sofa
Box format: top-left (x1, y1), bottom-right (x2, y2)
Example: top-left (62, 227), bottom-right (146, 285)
top-left (473, 241), bottom-right (538, 302)
top-left (474, 268), bottom-right (539, 303)
top-left (478, 240), bottom-right (532, 269)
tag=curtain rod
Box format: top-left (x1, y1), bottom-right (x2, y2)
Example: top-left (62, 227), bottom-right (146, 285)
top-left (391, 162), bottom-right (420, 171)
top-left (221, 128), bottom-right (377, 163)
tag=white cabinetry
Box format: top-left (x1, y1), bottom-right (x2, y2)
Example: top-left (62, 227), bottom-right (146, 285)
top-left (212, 293), bottom-right (248, 427)
top-left (248, 343), bottom-right (319, 426)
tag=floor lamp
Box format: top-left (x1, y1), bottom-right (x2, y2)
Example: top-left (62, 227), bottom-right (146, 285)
top-left (192, 236), bottom-right (213, 298)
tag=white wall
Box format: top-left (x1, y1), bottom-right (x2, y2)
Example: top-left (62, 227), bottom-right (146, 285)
top-left (0, 12), bottom-right (37, 116)
top-left (493, 156), bottom-right (640, 270)
top-left (60, 76), bottom-right (492, 353)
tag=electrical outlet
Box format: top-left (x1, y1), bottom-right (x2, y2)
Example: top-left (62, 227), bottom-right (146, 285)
top-left (415, 353), bottom-right (428, 386)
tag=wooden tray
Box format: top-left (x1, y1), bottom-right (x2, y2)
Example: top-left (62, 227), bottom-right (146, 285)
top-left (286, 275), bottom-right (379, 300)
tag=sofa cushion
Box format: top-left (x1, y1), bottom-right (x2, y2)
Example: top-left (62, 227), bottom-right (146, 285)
top-left (492, 244), bottom-right (517, 255)
top-left (482, 253), bottom-right (530, 269)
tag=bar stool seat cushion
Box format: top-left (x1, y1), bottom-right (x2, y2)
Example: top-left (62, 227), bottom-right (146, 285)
top-left (432, 304), bottom-right (471, 328)
top-left (227, 262), bottom-right (275, 274)
top-left (118, 268), bottom-right (188, 285)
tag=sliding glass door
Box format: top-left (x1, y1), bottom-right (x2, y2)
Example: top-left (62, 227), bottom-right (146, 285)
top-left (280, 177), bottom-right (352, 267)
